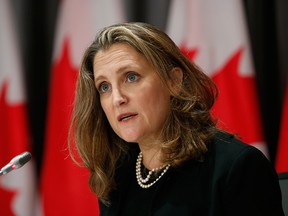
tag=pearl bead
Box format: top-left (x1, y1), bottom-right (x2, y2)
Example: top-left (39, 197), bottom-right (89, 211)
top-left (135, 152), bottom-right (170, 189)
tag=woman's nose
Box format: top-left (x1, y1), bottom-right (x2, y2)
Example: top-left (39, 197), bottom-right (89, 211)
top-left (112, 88), bottom-right (127, 107)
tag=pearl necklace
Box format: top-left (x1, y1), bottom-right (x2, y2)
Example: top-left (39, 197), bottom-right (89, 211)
top-left (136, 152), bottom-right (170, 189)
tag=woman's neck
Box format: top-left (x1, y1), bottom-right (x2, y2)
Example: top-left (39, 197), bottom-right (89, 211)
top-left (138, 144), bottom-right (164, 170)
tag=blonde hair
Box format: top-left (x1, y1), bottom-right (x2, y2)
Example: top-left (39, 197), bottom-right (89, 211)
top-left (69, 22), bottom-right (218, 204)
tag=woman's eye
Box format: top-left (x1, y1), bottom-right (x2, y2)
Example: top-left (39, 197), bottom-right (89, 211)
top-left (127, 73), bottom-right (139, 82)
top-left (99, 83), bottom-right (110, 93)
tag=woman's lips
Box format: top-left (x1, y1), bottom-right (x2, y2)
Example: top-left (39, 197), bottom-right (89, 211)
top-left (117, 113), bottom-right (138, 122)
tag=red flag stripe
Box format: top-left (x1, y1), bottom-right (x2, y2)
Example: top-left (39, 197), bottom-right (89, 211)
top-left (0, 1), bottom-right (39, 215)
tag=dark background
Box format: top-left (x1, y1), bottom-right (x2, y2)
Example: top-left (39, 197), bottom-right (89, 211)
top-left (10, 0), bottom-right (288, 176)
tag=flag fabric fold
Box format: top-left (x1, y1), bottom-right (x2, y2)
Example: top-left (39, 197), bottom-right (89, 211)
top-left (166, 0), bottom-right (267, 156)
top-left (0, 1), bottom-right (39, 216)
top-left (276, 85), bottom-right (288, 173)
top-left (40, 1), bottom-right (125, 215)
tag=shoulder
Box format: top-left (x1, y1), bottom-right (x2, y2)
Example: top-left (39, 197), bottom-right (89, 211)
top-left (209, 132), bottom-right (266, 163)
top-left (206, 133), bottom-right (283, 215)
top-left (205, 132), bottom-right (281, 193)
top-left (205, 132), bottom-right (274, 178)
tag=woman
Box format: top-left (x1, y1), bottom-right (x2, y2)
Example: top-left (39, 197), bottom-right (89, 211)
top-left (69, 22), bottom-right (284, 215)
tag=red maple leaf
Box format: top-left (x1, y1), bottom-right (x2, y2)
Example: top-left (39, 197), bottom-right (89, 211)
top-left (211, 48), bottom-right (264, 144)
top-left (41, 38), bottom-right (99, 216)
top-left (44, 39), bottom-right (78, 152)
top-left (0, 186), bottom-right (16, 216)
top-left (0, 81), bottom-right (29, 216)
top-left (180, 46), bottom-right (264, 144)
top-left (0, 81), bottom-right (29, 163)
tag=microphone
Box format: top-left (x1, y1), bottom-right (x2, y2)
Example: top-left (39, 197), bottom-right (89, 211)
top-left (0, 151), bottom-right (32, 176)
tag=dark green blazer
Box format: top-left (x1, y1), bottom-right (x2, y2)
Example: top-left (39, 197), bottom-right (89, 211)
top-left (99, 133), bottom-right (284, 216)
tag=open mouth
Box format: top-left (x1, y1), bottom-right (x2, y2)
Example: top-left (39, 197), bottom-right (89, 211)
top-left (119, 114), bottom-right (137, 122)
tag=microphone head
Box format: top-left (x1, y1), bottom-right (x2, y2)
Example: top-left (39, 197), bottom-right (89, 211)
top-left (0, 151), bottom-right (32, 176)
top-left (18, 151), bottom-right (32, 166)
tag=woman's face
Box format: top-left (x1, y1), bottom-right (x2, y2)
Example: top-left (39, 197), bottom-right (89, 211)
top-left (93, 43), bottom-right (171, 146)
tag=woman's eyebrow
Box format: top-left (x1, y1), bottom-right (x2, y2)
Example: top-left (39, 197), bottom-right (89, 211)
top-left (94, 65), bottom-right (135, 82)
top-left (94, 75), bottom-right (106, 84)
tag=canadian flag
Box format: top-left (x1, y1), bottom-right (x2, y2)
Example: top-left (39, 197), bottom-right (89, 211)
top-left (0, 1), bottom-right (39, 216)
top-left (166, 0), bottom-right (267, 156)
top-left (40, 0), bottom-right (125, 215)
top-left (275, 85), bottom-right (288, 172)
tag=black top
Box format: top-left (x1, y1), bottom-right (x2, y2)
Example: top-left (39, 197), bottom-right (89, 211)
top-left (120, 165), bottom-right (170, 216)
top-left (99, 132), bottom-right (284, 216)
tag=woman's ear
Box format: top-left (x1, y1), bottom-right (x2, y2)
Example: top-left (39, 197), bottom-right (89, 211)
top-left (168, 67), bottom-right (183, 96)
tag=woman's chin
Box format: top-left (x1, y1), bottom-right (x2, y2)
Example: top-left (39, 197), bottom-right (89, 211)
top-left (119, 132), bottom-right (141, 143)
top-left (121, 136), bottom-right (139, 143)
top-left (115, 127), bottom-right (140, 142)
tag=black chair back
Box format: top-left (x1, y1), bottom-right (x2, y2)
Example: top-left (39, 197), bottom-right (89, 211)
top-left (279, 172), bottom-right (288, 216)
